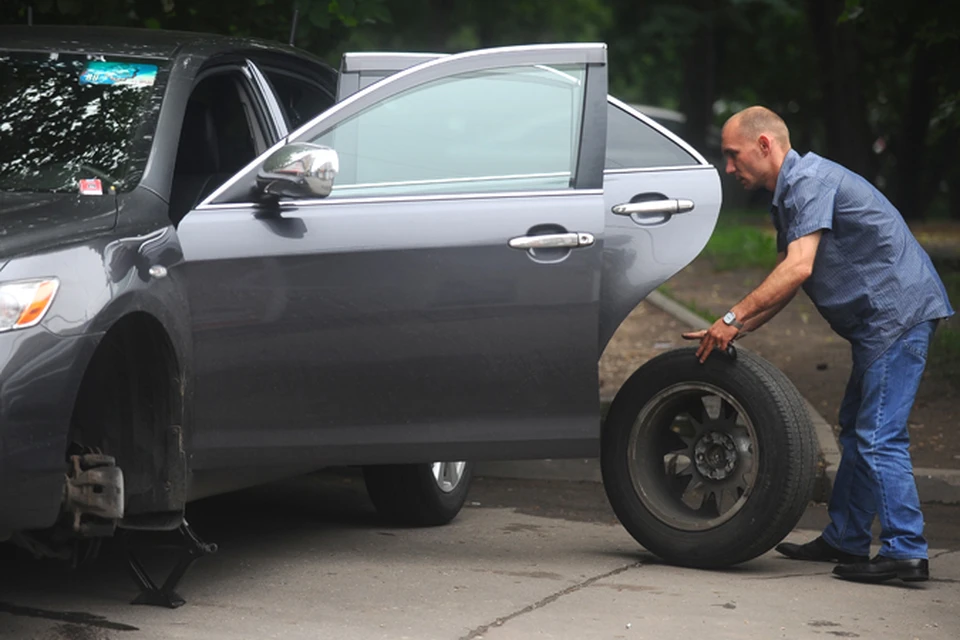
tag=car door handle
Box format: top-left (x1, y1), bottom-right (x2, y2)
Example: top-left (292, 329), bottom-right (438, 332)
top-left (508, 232), bottom-right (595, 250)
top-left (612, 199), bottom-right (695, 216)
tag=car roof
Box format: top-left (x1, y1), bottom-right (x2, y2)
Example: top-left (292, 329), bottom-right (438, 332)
top-left (0, 25), bottom-right (314, 61)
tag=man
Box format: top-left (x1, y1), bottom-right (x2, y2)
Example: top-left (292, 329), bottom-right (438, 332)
top-left (684, 106), bottom-right (954, 583)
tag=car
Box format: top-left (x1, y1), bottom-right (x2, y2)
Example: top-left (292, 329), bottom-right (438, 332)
top-left (0, 26), bottom-right (816, 593)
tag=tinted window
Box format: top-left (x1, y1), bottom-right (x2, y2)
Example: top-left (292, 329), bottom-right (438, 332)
top-left (169, 73), bottom-right (263, 223)
top-left (0, 52), bottom-right (167, 193)
top-left (265, 70), bottom-right (335, 131)
top-left (605, 104), bottom-right (698, 170)
top-left (310, 64), bottom-right (586, 198)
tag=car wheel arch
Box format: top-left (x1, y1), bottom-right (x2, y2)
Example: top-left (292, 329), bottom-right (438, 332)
top-left (68, 310), bottom-right (188, 527)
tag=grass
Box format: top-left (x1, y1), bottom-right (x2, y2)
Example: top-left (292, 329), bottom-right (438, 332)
top-left (930, 268), bottom-right (960, 381)
top-left (656, 284), bottom-right (717, 322)
top-left (702, 211), bottom-right (778, 272)
top-left (668, 217), bottom-right (960, 382)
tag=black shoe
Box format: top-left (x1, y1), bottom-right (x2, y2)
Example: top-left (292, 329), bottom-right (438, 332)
top-left (775, 536), bottom-right (869, 564)
top-left (833, 555), bottom-right (929, 583)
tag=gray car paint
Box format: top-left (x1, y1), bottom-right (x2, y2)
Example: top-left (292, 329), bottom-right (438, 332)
top-left (0, 27), bottom-right (316, 535)
top-left (0, 29), bottom-right (720, 537)
top-left (179, 45), bottom-right (610, 487)
top-left (331, 54), bottom-right (722, 349)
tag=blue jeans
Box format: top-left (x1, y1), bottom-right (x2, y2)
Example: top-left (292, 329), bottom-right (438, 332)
top-left (821, 320), bottom-right (936, 560)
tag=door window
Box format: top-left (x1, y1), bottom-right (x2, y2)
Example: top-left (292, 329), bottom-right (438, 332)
top-left (263, 69), bottom-right (335, 131)
top-left (309, 64), bottom-right (587, 198)
top-left (169, 72), bottom-right (267, 224)
top-left (604, 104), bottom-right (698, 170)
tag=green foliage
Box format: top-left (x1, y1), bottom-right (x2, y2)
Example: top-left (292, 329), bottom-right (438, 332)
top-left (657, 285), bottom-right (717, 322)
top-left (2, 0), bottom-right (958, 220)
top-left (930, 270), bottom-right (960, 381)
top-left (701, 221), bottom-right (778, 272)
top-left (2, 0), bottom-right (393, 59)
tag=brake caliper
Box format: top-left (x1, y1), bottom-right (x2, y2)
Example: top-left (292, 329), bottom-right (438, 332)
top-left (63, 453), bottom-right (124, 537)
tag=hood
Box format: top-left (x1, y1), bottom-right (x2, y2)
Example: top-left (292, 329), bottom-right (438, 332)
top-left (0, 191), bottom-right (118, 259)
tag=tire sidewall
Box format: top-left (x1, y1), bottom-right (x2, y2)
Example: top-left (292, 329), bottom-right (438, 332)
top-left (417, 461), bottom-right (474, 515)
top-left (602, 347), bottom-right (813, 566)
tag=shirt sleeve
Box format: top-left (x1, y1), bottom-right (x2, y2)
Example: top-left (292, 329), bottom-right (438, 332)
top-left (782, 174), bottom-right (836, 245)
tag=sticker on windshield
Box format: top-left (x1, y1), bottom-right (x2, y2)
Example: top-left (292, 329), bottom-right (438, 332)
top-left (78, 178), bottom-right (103, 196)
top-left (79, 61), bottom-right (157, 87)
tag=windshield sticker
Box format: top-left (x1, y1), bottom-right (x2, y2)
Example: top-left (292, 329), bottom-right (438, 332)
top-left (78, 178), bottom-right (103, 196)
top-left (79, 61), bottom-right (157, 87)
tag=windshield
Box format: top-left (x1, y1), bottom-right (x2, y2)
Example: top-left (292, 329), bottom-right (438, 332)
top-left (0, 51), bottom-right (168, 194)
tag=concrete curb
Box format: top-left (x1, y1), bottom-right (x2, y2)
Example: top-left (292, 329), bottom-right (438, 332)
top-left (477, 290), bottom-right (960, 505)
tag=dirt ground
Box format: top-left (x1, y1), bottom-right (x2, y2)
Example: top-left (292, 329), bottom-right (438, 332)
top-left (599, 256), bottom-right (959, 470)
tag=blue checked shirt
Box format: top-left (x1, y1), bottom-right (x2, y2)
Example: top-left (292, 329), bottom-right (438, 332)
top-left (771, 150), bottom-right (954, 375)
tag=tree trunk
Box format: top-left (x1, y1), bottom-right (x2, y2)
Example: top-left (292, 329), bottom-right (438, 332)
top-left (427, 0), bottom-right (456, 50)
top-left (926, 124), bottom-right (960, 221)
top-left (679, 0), bottom-right (717, 155)
top-left (804, 0), bottom-right (874, 179)
top-left (892, 46), bottom-right (936, 220)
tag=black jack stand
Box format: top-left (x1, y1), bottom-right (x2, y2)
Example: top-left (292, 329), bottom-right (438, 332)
top-left (124, 520), bottom-right (217, 608)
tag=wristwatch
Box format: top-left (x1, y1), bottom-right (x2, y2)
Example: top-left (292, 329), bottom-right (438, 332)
top-left (722, 311), bottom-right (743, 330)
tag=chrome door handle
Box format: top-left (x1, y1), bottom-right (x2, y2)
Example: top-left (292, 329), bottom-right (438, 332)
top-left (508, 232), bottom-right (595, 250)
top-left (612, 199), bottom-right (695, 216)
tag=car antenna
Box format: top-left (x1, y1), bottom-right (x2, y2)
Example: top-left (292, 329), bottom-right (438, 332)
top-left (288, 3), bottom-right (299, 46)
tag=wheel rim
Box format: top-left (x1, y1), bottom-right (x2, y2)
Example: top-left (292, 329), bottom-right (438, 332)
top-left (431, 461), bottom-right (467, 493)
top-left (627, 382), bottom-right (759, 531)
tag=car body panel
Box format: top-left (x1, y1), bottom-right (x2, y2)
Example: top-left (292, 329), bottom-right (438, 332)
top-left (0, 189), bottom-right (192, 536)
top-left (179, 44), bottom-right (609, 470)
top-left (0, 192), bottom-right (117, 259)
top-left (332, 55), bottom-right (722, 351)
top-left (0, 29), bottom-right (721, 538)
top-left (180, 191), bottom-right (606, 470)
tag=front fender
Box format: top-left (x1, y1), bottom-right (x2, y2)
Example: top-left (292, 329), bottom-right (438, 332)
top-left (0, 218), bottom-right (192, 534)
top-left (0, 222), bottom-right (191, 366)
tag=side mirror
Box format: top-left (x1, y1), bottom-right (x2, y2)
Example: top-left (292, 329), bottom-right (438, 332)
top-left (256, 143), bottom-right (339, 200)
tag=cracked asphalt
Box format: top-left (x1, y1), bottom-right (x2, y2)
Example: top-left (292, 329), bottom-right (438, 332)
top-left (2, 470), bottom-right (959, 639)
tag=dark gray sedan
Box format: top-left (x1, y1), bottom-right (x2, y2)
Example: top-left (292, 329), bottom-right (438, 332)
top-left (0, 26), bottom-right (815, 589)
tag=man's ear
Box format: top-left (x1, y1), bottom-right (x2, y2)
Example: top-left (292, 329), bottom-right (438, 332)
top-left (757, 134), bottom-right (771, 155)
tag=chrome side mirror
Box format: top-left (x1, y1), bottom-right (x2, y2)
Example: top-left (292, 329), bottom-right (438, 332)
top-left (256, 143), bottom-right (339, 199)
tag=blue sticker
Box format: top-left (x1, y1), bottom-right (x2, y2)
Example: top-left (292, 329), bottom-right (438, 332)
top-left (79, 61), bottom-right (157, 87)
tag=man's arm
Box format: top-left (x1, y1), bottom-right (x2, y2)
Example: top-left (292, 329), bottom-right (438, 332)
top-left (739, 293), bottom-right (794, 333)
top-left (738, 251), bottom-right (794, 333)
top-left (682, 252), bottom-right (789, 341)
top-left (690, 231), bottom-right (822, 363)
top-left (729, 232), bottom-right (821, 326)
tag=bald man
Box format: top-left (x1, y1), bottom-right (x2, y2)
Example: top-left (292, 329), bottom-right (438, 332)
top-left (684, 106), bottom-right (953, 583)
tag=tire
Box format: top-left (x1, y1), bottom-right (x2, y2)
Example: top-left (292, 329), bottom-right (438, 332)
top-left (601, 346), bottom-right (817, 568)
top-left (363, 461), bottom-right (474, 527)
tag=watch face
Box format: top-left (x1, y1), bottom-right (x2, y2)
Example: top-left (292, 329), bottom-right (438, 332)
top-left (723, 311), bottom-right (736, 324)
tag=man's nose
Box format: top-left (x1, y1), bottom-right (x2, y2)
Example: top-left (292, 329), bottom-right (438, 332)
top-left (725, 159), bottom-right (735, 174)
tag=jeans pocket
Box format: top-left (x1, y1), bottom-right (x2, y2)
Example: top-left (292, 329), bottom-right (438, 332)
top-left (901, 328), bottom-right (932, 361)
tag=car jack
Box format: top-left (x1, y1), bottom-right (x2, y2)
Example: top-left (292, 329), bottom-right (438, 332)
top-left (124, 520), bottom-right (217, 608)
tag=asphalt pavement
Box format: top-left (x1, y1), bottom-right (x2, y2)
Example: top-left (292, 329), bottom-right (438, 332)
top-left (2, 293), bottom-right (956, 639)
top-left (1, 472), bottom-right (958, 640)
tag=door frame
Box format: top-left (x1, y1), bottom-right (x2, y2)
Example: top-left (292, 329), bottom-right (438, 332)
top-left (200, 43), bottom-right (609, 208)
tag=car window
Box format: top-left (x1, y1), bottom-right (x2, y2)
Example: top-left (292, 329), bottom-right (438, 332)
top-left (0, 52), bottom-right (167, 194)
top-left (264, 70), bottom-right (335, 131)
top-left (309, 64), bottom-right (587, 198)
top-left (169, 72), bottom-right (267, 224)
top-left (605, 104), bottom-right (698, 170)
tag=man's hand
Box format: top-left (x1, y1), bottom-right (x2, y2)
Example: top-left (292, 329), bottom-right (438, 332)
top-left (681, 320), bottom-right (740, 363)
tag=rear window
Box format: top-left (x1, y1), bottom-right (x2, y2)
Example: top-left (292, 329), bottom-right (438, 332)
top-left (605, 104), bottom-right (698, 170)
top-left (0, 52), bottom-right (168, 193)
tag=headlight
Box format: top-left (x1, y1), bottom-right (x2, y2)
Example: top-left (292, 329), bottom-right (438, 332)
top-left (0, 279), bottom-right (60, 332)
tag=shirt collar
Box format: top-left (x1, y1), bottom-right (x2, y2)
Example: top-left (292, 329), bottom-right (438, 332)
top-left (771, 149), bottom-right (801, 207)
